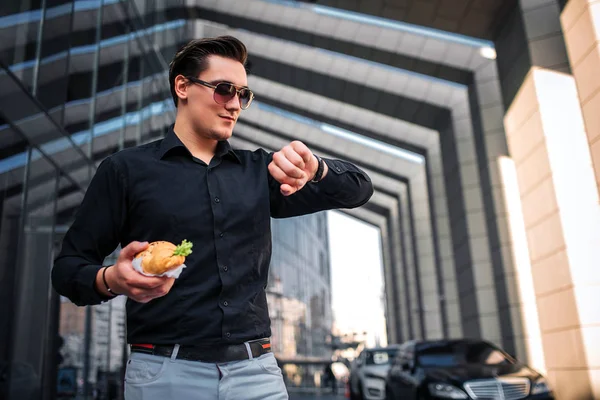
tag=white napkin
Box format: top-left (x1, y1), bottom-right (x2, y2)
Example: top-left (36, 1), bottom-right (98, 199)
top-left (131, 257), bottom-right (186, 278)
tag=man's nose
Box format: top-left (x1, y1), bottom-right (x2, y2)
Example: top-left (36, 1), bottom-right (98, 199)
top-left (225, 94), bottom-right (242, 111)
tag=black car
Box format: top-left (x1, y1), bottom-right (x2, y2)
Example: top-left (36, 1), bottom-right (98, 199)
top-left (385, 339), bottom-right (553, 400)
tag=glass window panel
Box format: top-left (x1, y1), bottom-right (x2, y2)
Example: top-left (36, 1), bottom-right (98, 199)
top-left (2, 7), bottom-right (41, 91)
top-left (72, 6), bottom-right (101, 37)
top-left (0, 64), bottom-right (93, 194)
top-left (46, 0), bottom-right (72, 7)
top-left (0, 120), bottom-right (28, 166)
top-left (100, 2), bottom-right (127, 40)
top-left (36, 1), bottom-right (74, 115)
top-left (71, 23), bottom-right (98, 47)
top-left (1, 0), bottom-right (43, 17)
top-left (8, 153), bottom-right (59, 400)
top-left (66, 68), bottom-right (93, 101)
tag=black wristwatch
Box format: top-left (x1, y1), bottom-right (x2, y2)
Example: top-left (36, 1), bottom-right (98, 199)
top-left (310, 154), bottom-right (325, 183)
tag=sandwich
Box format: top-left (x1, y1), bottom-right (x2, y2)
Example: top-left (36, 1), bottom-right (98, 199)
top-left (134, 239), bottom-right (193, 275)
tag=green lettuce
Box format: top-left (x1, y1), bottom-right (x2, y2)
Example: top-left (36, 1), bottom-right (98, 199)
top-left (173, 239), bottom-right (193, 257)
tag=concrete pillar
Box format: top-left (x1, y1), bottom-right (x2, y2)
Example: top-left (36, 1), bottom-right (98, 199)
top-left (411, 168), bottom-right (444, 339)
top-left (379, 215), bottom-right (398, 345)
top-left (561, 0), bottom-right (600, 201)
top-left (496, 2), bottom-right (600, 397)
top-left (504, 67), bottom-right (600, 400)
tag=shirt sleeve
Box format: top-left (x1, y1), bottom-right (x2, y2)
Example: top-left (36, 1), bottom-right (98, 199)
top-left (51, 156), bottom-right (127, 306)
top-left (267, 152), bottom-right (374, 218)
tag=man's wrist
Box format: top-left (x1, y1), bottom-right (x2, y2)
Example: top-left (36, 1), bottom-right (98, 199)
top-left (95, 265), bottom-right (119, 298)
top-left (320, 159), bottom-right (328, 180)
top-left (310, 154), bottom-right (326, 183)
top-left (104, 266), bottom-right (120, 297)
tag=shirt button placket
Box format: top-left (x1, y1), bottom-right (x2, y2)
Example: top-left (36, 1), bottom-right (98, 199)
top-left (210, 171), bottom-right (230, 342)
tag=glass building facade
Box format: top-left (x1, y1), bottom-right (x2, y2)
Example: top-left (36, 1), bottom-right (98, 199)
top-left (269, 214), bottom-right (333, 360)
top-left (1, 0), bottom-right (178, 398)
top-left (0, 0), bottom-right (333, 398)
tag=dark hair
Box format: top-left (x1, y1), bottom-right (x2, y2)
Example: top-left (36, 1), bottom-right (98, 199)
top-left (168, 36), bottom-right (248, 107)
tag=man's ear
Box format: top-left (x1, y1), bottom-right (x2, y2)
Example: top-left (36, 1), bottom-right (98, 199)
top-left (174, 75), bottom-right (189, 103)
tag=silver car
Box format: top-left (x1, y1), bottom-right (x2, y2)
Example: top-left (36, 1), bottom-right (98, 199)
top-left (350, 345), bottom-right (400, 400)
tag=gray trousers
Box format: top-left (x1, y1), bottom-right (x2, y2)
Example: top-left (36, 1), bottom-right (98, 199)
top-left (124, 345), bottom-right (289, 400)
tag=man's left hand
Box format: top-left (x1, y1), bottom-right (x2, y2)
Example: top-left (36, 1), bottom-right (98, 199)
top-left (268, 140), bottom-right (325, 196)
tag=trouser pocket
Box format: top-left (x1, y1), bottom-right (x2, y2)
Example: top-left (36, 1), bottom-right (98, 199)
top-left (124, 353), bottom-right (171, 400)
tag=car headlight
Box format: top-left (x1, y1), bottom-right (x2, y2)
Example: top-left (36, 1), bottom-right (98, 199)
top-left (531, 378), bottom-right (551, 395)
top-left (428, 383), bottom-right (468, 399)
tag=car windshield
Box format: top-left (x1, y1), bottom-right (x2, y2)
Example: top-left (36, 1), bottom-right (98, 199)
top-left (365, 349), bottom-right (398, 365)
top-left (416, 342), bottom-right (513, 367)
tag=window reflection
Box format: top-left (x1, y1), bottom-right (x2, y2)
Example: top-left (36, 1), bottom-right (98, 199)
top-left (417, 342), bottom-right (513, 367)
top-left (0, 0), bottom-right (177, 398)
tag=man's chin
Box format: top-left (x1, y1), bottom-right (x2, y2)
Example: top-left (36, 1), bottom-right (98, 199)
top-left (208, 129), bottom-right (233, 141)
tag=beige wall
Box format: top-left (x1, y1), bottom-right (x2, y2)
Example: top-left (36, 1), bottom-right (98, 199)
top-left (562, 0), bottom-right (600, 201)
top-left (60, 302), bottom-right (87, 335)
top-left (504, 67), bottom-right (600, 400)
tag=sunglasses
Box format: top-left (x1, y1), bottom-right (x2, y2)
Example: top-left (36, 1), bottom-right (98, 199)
top-left (186, 76), bottom-right (254, 110)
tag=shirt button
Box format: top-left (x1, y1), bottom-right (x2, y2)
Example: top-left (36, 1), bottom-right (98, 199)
top-left (223, 266), bottom-right (228, 272)
top-left (226, 332), bottom-right (231, 338)
top-left (214, 197), bottom-right (220, 203)
top-left (223, 301), bottom-right (229, 307)
top-left (336, 167), bottom-right (341, 172)
top-left (219, 232), bottom-right (224, 238)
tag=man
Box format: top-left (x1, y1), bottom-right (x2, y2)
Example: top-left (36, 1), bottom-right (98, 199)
top-left (52, 36), bottom-right (373, 399)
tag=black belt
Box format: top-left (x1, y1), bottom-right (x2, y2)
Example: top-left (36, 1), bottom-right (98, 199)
top-left (130, 338), bottom-right (272, 363)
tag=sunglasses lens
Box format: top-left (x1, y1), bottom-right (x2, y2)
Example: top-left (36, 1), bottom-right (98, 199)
top-left (212, 83), bottom-right (253, 109)
top-left (214, 83), bottom-right (236, 104)
top-left (239, 89), bottom-right (251, 109)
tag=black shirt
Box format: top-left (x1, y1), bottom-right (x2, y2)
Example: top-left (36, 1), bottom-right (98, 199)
top-left (52, 127), bottom-right (373, 345)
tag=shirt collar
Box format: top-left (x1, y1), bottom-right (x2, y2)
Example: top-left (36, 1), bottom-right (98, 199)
top-left (157, 125), bottom-right (241, 164)
top-left (215, 140), bottom-right (241, 163)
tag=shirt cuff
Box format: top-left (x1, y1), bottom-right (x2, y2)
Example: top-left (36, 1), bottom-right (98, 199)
top-left (75, 264), bottom-right (113, 305)
top-left (315, 159), bottom-right (346, 194)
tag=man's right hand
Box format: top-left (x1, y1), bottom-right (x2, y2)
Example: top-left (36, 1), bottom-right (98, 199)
top-left (96, 241), bottom-right (176, 303)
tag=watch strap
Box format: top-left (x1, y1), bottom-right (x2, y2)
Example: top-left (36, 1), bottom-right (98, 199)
top-left (310, 154), bottom-right (325, 183)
